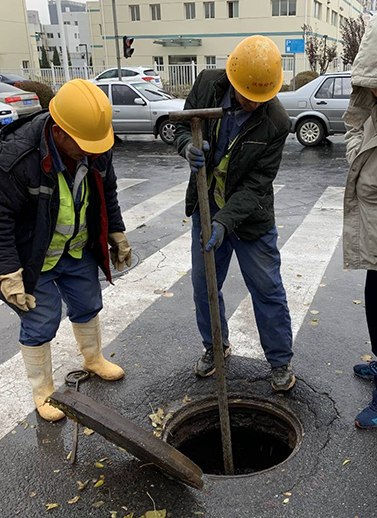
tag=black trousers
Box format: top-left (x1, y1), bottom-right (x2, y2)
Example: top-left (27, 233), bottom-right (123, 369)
top-left (366, 270), bottom-right (377, 357)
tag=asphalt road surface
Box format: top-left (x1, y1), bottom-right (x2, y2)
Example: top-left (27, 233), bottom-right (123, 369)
top-left (0, 134), bottom-right (375, 518)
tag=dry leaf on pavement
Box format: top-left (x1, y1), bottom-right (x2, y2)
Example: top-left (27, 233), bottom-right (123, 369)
top-left (67, 496), bottom-right (80, 504)
top-left (46, 503), bottom-right (59, 510)
top-left (83, 428), bottom-right (94, 436)
top-left (92, 500), bottom-right (105, 508)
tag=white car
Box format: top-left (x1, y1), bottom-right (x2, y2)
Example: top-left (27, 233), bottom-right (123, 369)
top-left (93, 66), bottom-right (162, 87)
top-left (0, 99), bottom-right (18, 127)
top-left (94, 80), bottom-right (185, 144)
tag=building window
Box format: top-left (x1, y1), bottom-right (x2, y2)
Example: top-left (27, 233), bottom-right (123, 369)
top-left (74, 33), bottom-right (78, 38)
top-left (74, 21), bottom-right (78, 25)
top-left (331, 10), bottom-right (338, 26)
top-left (130, 5), bottom-right (140, 21)
top-left (272, 0), bottom-right (296, 16)
top-left (185, 3), bottom-right (196, 19)
top-left (47, 32), bottom-right (53, 38)
top-left (151, 4), bottom-right (161, 20)
top-left (228, 1), bottom-right (239, 18)
top-left (205, 56), bottom-right (216, 68)
top-left (153, 56), bottom-right (164, 71)
top-left (22, 60), bottom-right (29, 68)
top-left (204, 2), bottom-right (215, 18)
top-left (314, 1), bottom-right (321, 20)
top-left (57, 32), bottom-right (60, 37)
top-left (63, 21), bottom-right (71, 25)
top-left (59, 46), bottom-right (62, 52)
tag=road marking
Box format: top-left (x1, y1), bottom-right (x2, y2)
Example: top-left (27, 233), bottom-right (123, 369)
top-left (123, 181), bottom-right (188, 232)
top-left (230, 186), bottom-right (344, 359)
top-left (117, 178), bottom-right (148, 193)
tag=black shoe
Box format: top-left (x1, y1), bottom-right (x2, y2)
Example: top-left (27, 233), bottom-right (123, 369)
top-left (194, 345), bottom-right (232, 378)
top-left (271, 362), bottom-right (296, 391)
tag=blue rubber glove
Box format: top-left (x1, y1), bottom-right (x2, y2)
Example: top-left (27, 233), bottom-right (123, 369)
top-left (205, 221), bottom-right (226, 252)
top-left (185, 141), bottom-right (210, 173)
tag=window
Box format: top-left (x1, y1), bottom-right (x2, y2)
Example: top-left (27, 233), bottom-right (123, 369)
top-left (122, 69), bottom-right (139, 77)
top-left (64, 21), bottom-right (71, 25)
top-left (59, 46), bottom-right (62, 51)
top-left (74, 21), bottom-right (78, 25)
top-left (47, 32), bottom-right (53, 38)
top-left (205, 55), bottom-right (216, 68)
top-left (153, 56), bottom-right (164, 71)
top-left (74, 33), bottom-right (78, 38)
top-left (272, 0), bottom-right (296, 15)
top-left (204, 2), bottom-right (215, 18)
top-left (130, 5), bottom-right (140, 21)
top-left (326, 7), bottom-right (330, 23)
top-left (112, 84), bottom-right (140, 105)
top-left (334, 77), bottom-right (352, 98)
top-left (314, 1), bottom-right (321, 19)
top-left (228, 1), bottom-right (239, 17)
top-left (22, 60), bottom-right (29, 68)
top-left (99, 70), bottom-right (118, 79)
top-left (316, 77), bottom-right (334, 99)
top-left (151, 4), bottom-right (161, 20)
top-left (331, 10), bottom-right (338, 26)
top-left (97, 84), bottom-right (109, 97)
top-left (185, 3), bottom-right (196, 19)
top-left (57, 32), bottom-right (60, 38)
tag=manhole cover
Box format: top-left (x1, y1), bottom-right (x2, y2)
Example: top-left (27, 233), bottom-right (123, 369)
top-left (162, 396), bottom-right (303, 477)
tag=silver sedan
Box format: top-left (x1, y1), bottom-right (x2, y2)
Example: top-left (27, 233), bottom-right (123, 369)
top-left (277, 72), bottom-right (351, 146)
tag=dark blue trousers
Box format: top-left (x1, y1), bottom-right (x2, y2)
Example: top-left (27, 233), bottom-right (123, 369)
top-left (191, 209), bottom-right (293, 367)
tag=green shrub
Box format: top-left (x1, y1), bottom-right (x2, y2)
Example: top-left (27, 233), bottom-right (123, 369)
top-left (291, 71), bottom-right (319, 90)
top-left (16, 81), bottom-right (55, 109)
top-left (280, 83), bottom-right (292, 92)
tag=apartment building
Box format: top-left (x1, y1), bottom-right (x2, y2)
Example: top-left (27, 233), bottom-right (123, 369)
top-left (87, 0), bottom-right (366, 82)
top-left (0, 0), bottom-right (38, 69)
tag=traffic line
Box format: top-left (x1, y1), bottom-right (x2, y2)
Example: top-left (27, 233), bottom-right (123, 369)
top-left (230, 186), bottom-right (344, 359)
top-left (117, 178), bottom-right (148, 193)
top-left (123, 181), bottom-right (188, 232)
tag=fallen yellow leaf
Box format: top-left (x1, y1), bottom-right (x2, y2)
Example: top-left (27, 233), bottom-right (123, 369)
top-left (283, 492), bottom-right (292, 496)
top-left (310, 310), bottom-right (319, 315)
top-left (283, 498), bottom-right (290, 504)
top-left (123, 513), bottom-right (134, 518)
top-left (46, 503), bottom-right (59, 510)
top-left (361, 354), bottom-right (372, 362)
top-left (92, 500), bottom-right (105, 508)
top-left (67, 496), bottom-right (80, 504)
top-left (83, 428), bottom-right (94, 436)
top-left (183, 395), bottom-right (191, 403)
top-left (353, 300), bottom-right (362, 305)
top-left (319, 283), bottom-right (327, 287)
top-left (77, 480), bottom-right (90, 491)
top-left (94, 479), bottom-right (104, 488)
top-left (94, 462), bottom-right (104, 468)
top-left (343, 459), bottom-right (351, 466)
top-left (144, 511), bottom-right (167, 518)
top-left (53, 469), bottom-right (60, 473)
top-left (162, 292), bottom-right (174, 297)
top-left (29, 491), bottom-right (37, 498)
top-left (110, 512), bottom-right (117, 518)
top-left (66, 451), bottom-right (72, 460)
top-left (335, 370), bottom-right (343, 374)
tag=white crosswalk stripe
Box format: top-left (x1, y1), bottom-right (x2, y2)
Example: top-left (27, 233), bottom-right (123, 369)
top-left (0, 182), bottom-right (344, 441)
top-left (117, 178), bottom-right (148, 192)
top-left (230, 186), bottom-right (344, 358)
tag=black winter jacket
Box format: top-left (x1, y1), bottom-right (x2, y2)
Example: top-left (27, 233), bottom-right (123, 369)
top-left (174, 69), bottom-right (290, 241)
top-left (0, 111), bottom-right (125, 294)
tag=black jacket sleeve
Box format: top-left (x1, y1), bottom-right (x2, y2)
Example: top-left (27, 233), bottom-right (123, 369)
top-left (102, 151), bottom-right (126, 234)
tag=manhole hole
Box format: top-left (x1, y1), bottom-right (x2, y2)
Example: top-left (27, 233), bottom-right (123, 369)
top-left (162, 396), bottom-right (303, 477)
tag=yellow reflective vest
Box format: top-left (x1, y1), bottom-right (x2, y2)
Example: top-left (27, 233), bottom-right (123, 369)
top-left (42, 169), bottom-right (90, 272)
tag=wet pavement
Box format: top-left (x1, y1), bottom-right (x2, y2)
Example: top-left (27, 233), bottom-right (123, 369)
top-left (0, 134), bottom-right (375, 518)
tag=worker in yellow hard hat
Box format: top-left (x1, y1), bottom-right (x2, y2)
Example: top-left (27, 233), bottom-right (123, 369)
top-left (0, 79), bottom-right (131, 421)
top-left (174, 35), bottom-right (295, 391)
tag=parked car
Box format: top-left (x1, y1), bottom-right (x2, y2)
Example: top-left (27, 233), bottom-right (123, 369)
top-left (0, 100), bottom-right (18, 127)
top-left (0, 83), bottom-right (42, 117)
top-left (277, 72), bottom-right (351, 146)
top-left (0, 73), bottom-right (31, 86)
top-left (93, 67), bottom-right (162, 87)
top-left (94, 80), bottom-right (185, 144)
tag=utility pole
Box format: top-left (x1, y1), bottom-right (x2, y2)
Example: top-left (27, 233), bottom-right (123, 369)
top-left (55, 0), bottom-right (70, 82)
top-left (111, 0), bottom-right (122, 81)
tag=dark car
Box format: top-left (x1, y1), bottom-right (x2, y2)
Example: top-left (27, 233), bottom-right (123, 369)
top-left (0, 73), bottom-right (31, 86)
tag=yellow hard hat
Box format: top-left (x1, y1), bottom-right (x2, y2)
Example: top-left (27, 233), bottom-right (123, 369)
top-left (226, 35), bottom-right (284, 103)
top-left (49, 79), bottom-right (114, 153)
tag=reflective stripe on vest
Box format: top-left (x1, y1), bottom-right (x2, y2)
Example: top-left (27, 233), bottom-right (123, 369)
top-left (208, 119), bottom-right (241, 209)
top-left (42, 171), bottom-right (90, 272)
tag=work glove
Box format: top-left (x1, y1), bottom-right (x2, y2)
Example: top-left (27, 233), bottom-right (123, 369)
top-left (204, 221), bottom-right (226, 252)
top-left (108, 232), bottom-right (132, 271)
top-left (0, 268), bottom-right (36, 312)
top-left (185, 141), bottom-right (210, 173)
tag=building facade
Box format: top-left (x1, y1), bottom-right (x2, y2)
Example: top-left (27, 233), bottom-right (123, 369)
top-left (48, 0), bottom-right (86, 24)
top-left (0, 0), bottom-right (38, 69)
top-left (87, 0), bottom-right (367, 83)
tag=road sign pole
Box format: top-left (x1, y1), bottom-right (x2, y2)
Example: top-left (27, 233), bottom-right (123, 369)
top-left (293, 54), bottom-right (296, 91)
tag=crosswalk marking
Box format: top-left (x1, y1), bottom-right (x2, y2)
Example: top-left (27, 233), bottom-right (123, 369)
top-left (230, 186), bottom-right (344, 359)
top-left (117, 178), bottom-right (148, 192)
top-left (122, 181), bottom-right (188, 233)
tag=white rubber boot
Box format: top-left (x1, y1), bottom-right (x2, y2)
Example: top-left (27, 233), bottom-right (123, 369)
top-left (20, 342), bottom-right (66, 422)
top-left (72, 315), bottom-right (125, 381)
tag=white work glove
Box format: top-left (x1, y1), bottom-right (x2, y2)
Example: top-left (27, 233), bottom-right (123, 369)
top-left (108, 232), bottom-right (132, 271)
top-left (0, 268), bottom-right (36, 311)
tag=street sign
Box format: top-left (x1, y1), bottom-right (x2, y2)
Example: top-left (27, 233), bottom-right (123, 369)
top-left (285, 39), bottom-right (305, 54)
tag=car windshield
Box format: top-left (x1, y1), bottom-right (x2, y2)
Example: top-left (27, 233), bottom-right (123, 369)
top-left (132, 83), bottom-right (172, 101)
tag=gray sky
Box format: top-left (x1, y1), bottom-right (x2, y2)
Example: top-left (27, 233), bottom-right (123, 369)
top-left (25, 0), bottom-right (87, 24)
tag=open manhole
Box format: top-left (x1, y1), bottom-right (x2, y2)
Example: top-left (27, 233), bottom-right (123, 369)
top-left (162, 396), bottom-right (303, 477)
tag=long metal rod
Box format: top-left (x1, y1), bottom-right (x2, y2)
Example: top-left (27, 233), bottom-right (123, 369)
top-left (191, 117), bottom-right (234, 476)
top-left (111, 0), bottom-right (122, 81)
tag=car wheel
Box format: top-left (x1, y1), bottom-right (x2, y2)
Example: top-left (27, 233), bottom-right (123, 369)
top-left (296, 118), bottom-right (325, 147)
top-left (159, 119), bottom-right (176, 145)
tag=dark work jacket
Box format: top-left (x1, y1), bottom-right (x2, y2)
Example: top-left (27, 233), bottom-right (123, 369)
top-left (0, 111), bottom-right (125, 295)
top-left (174, 69), bottom-right (291, 241)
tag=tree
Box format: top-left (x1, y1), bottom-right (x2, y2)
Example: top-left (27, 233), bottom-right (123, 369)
top-left (340, 16), bottom-right (365, 66)
top-left (52, 46), bottom-right (61, 66)
top-left (302, 25), bottom-right (337, 75)
top-left (66, 47), bottom-right (72, 66)
top-left (40, 45), bottom-right (50, 68)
